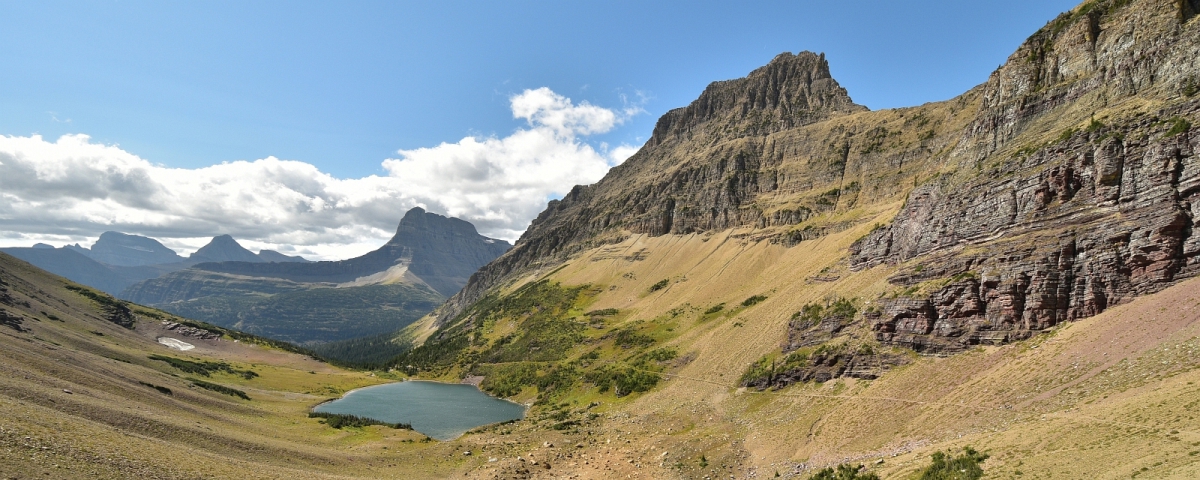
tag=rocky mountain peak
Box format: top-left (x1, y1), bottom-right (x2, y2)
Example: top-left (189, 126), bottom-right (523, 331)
top-left (88, 231), bottom-right (184, 266)
top-left (190, 235), bottom-right (260, 263)
top-left (646, 50), bottom-right (866, 148)
top-left (382, 207), bottom-right (512, 296)
top-left (387, 207), bottom-right (505, 247)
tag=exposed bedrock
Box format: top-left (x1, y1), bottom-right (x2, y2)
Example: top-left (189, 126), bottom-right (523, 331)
top-left (855, 112), bottom-right (1198, 353)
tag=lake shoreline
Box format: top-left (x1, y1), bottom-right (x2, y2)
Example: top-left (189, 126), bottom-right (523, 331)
top-left (311, 379), bottom-right (526, 441)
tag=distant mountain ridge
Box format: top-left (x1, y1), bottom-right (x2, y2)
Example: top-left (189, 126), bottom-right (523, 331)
top-left (188, 234), bottom-right (309, 264)
top-left (1, 231), bottom-right (309, 295)
top-left (71, 231), bottom-right (185, 266)
top-left (176, 207), bottom-right (510, 297)
top-left (118, 207), bottom-right (511, 345)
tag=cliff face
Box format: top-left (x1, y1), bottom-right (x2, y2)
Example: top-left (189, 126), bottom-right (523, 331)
top-left (439, 0), bottom-right (1200, 346)
top-left (845, 0), bottom-right (1200, 353)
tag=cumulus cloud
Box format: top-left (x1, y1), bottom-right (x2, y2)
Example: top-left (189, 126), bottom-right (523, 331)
top-left (0, 89), bottom-right (641, 260)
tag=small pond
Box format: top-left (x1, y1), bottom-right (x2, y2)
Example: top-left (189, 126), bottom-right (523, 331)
top-left (312, 380), bottom-right (525, 441)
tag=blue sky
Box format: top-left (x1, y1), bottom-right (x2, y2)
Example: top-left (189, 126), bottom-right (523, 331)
top-left (0, 0), bottom-right (1081, 258)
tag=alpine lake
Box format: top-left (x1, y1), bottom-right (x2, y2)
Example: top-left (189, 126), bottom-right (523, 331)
top-left (313, 380), bottom-right (526, 441)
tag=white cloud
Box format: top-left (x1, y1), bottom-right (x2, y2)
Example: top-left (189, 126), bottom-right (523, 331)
top-left (0, 89), bottom-right (641, 260)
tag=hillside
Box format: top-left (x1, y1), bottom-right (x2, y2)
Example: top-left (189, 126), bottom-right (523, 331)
top-left (381, 0), bottom-right (1200, 477)
top-left (0, 251), bottom-right (492, 478)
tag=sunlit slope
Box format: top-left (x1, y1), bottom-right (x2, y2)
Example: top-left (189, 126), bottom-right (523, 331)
top-left (434, 221), bottom-right (1200, 478)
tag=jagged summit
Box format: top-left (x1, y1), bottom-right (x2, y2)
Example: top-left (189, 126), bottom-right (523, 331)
top-left (647, 51), bottom-right (866, 148)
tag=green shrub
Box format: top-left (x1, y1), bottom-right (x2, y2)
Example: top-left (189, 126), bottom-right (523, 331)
top-left (740, 355), bottom-right (775, 386)
top-left (1166, 117), bottom-right (1192, 137)
top-left (741, 295), bottom-right (768, 307)
top-left (138, 381), bottom-right (172, 395)
top-left (648, 279), bottom-right (670, 292)
top-left (585, 365), bottom-right (660, 396)
top-left (584, 308), bottom-right (619, 317)
top-left (809, 463), bottom-right (879, 480)
top-left (704, 303), bottom-right (726, 315)
top-left (638, 348), bottom-right (678, 364)
top-left (827, 297), bottom-right (857, 319)
top-left (1057, 127), bottom-right (1078, 143)
top-left (917, 447), bottom-right (988, 480)
top-left (309, 411), bottom-right (411, 429)
top-left (479, 363), bottom-right (579, 398)
top-left (740, 351), bottom-right (809, 387)
top-left (791, 297), bottom-right (856, 326)
top-left (148, 354), bottom-right (257, 379)
top-left (613, 328), bottom-right (655, 349)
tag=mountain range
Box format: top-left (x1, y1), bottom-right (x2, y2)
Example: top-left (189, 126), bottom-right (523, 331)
top-left (121, 207), bottom-right (510, 347)
top-left (1, 230), bottom-right (309, 295)
top-left (1, 208), bottom-right (510, 348)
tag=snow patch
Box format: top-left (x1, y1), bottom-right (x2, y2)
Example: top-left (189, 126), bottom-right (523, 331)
top-left (157, 337), bottom-right (195, 351)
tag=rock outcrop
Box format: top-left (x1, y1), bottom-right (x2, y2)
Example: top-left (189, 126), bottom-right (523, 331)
top-left (741, 349), bottom-right (910, 390)
top-left (0, 309), bottom-right (24, 332)
top-left (849, 0), bottom-right (1200, 353)
top-left (0, 274), bottom-right (11, 306)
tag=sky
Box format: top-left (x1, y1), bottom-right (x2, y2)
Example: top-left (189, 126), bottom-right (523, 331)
top-left (0, 0), bottom-right (1080, 260)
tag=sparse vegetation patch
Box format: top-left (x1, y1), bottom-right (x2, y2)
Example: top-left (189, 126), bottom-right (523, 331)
top-left (149, 354), bottom-right (258, 379)
top-left (916, 447), bottom-right (988, 480)
top-left (741, 295), bottom-right (768, 307)
top-left (809, 463), bottom-right (879, 480)
top-left (190, 379), bottom-right (250, 400)
top-left (308, 411), bottom-right (412, 429)
top-left (137, 381), bottom-right (173, 395)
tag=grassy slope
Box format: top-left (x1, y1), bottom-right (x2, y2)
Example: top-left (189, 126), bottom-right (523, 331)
top-left (0, 252), bottom-right (534, 479)
top-left (410, 219), bottom-right (1200, 479)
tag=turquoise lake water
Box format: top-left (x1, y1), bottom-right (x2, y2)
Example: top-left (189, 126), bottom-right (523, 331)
top-left (312, 381), bottom-right (525, 441)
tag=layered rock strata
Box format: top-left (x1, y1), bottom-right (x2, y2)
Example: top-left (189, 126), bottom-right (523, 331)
top-left (850, 0), bottom-right (1200, 353)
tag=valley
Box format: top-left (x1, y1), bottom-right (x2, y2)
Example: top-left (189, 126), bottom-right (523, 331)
top-left (2, 0), bottom-right (1200, 478)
